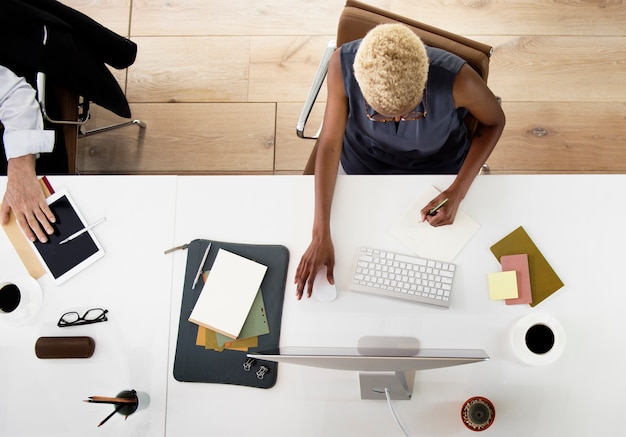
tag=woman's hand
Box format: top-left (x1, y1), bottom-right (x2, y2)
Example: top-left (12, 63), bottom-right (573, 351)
top-left (420, 189), bottom-right (461, 227)
top-left (294, 235), bottom-right (335, 300)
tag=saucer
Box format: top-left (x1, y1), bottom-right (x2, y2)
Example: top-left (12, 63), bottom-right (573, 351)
top-left (0, 275), bottom-right (43, 325)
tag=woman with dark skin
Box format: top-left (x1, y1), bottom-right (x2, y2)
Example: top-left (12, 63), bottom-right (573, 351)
top-left (294, 24), bottom-right (505, 299)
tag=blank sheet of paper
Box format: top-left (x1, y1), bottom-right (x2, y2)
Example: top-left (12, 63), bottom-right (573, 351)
top-left (189, 249), bottom-right (268, 339)
top-left (389, 185), bottom-right (480, 262)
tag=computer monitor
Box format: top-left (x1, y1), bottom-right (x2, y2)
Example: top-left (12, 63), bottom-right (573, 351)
top-left (248, 336), bottom-right (489, 400)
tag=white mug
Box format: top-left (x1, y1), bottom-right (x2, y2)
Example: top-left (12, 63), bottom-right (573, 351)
top-left (0, 276), bottom-right (43, 323)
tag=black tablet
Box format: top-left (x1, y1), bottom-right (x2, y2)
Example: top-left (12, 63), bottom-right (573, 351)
top-left (30, 191), bottom-right (105, 284)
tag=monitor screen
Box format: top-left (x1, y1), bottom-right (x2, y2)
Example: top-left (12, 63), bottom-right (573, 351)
top-left (247, 337), bottom-right (489, 400)
top-left (248, 337), bottom-right (488, 373)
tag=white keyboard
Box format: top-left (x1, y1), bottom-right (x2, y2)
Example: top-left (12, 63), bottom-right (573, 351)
top-left (350, 247), bottom-right (456, 308)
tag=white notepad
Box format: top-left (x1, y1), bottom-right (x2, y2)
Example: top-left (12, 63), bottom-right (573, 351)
top-left (189, 249), bottom-right (268, 339)
top-left (389, 185), bottom-right (480, 262)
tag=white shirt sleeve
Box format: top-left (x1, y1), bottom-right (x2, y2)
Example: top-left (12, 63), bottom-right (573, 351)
top-left (0, 65), bottom-right (55, 160)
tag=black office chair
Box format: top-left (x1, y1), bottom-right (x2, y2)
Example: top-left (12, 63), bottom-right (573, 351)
top-left (297, 0), bottom-right (494, 175)
top-left (0, 0), bottom-right (145, 174)
top-left (35, 24), bottom-right (145, 174)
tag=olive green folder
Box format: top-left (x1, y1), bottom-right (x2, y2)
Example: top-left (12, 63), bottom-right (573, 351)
top-left (490, 226), bottom-right (564, 307)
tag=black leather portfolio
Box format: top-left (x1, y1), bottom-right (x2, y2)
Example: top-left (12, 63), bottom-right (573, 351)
top-left (173, 239), bottom-right (289, 388)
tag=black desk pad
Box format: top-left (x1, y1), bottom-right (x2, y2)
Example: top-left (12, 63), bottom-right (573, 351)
top-left (173, 239), bottom-right (289, 388)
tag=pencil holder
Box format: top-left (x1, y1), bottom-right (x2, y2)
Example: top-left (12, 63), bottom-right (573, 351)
top-left (115, 390), bottom-right (139, 416)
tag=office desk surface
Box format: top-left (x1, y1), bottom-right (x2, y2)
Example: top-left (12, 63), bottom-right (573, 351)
top-left (0, 176), bottom-right (177, 437)
top-left (169, 175), bottom-right (626, 437)
top-left (3, 175), bottom-right (626, 436)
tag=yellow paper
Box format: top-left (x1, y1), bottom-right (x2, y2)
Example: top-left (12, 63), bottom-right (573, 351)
top-left (224, 336), bottom-right (258, 351)
top-left (195, 325), bottom-right (206, 346)
top-left (488, 271), bottom-right (519, 300)
top-left (200, 327), bottom-right (224, 352)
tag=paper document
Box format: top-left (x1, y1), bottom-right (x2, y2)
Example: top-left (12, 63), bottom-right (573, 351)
top-left (189, 249), bottom-right (268, 339)
top-left (389, 185), bottom-right (480, 262)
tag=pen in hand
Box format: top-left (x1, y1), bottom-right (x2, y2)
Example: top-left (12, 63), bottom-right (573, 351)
top-left (427, 198), bottom-right (448, 216)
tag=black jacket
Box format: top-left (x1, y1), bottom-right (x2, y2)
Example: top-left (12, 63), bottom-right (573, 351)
top-left (0, 0), bottom-right (137, 118)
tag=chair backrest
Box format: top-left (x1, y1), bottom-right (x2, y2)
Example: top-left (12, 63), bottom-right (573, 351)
top-left (338, 0), bottom-right (492, 81)
top-left (337, 0), bottom-right (492, 140)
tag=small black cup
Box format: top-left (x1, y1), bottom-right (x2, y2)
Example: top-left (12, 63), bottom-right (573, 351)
top-left (525, 323), bottom-right (555, 355)
top-left (0, 283), bottom-right (21, 313)
top-left (115, 390), bottom-right (139, 416)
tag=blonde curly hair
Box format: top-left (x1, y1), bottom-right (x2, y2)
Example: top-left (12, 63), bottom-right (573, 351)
top-left (354, 23), bottom-right (429, 116)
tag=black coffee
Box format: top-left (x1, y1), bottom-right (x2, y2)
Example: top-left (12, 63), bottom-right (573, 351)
top-left (0, 283), bottom-right (21, 313)
top-left (525, 323), bottom-right (555, 354)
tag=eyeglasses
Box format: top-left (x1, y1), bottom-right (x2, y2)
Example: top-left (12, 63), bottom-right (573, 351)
top-left (58, 308), bottom-right (108, 327)
top-left (364, 90), bottom-right (428, 122)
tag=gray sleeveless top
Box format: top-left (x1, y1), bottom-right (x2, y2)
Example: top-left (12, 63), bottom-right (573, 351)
top-left (340, 40), bottom-right (470, 174)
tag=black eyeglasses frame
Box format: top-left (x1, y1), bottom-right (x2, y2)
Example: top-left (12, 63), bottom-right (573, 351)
top-left (57, 308), bottom-right (108, 327)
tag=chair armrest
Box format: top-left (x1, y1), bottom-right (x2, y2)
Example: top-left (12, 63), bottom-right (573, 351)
top-left (296, 40), bottom-right (337, 139)
top-left (36, 72), bottom-right (89, 126)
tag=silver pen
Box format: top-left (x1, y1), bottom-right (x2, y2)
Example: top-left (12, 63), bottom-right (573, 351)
top-left (59, 217), bottom-right (107, 244)
top-left (192, 242), bottom-right (212, 289)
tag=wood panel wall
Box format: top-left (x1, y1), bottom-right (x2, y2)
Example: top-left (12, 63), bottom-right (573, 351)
top-left (64, 0), bottom-right (626, 175)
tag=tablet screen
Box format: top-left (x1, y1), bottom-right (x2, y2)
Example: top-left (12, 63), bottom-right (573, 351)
top-left (31, 191), bottom-right (104, 284)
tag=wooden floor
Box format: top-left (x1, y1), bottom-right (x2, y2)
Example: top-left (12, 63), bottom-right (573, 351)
top-left (65, 0), bottom-right (626, 175)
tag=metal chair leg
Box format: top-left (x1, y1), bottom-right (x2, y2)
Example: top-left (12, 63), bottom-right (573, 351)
top-left (79, 119), bottom-right (146, 138)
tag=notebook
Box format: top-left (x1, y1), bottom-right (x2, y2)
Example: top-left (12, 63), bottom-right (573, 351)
top-left (389, 185), bottom-right (480, 262)
top-left (189, 249), bottom-right (267, 339)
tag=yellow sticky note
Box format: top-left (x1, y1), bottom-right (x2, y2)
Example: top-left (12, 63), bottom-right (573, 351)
top-left (488, 271), bottom-right (519, 300)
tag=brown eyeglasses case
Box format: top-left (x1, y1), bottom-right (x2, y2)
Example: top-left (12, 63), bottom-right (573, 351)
top-left (35, 336), bottom-right (95, 359)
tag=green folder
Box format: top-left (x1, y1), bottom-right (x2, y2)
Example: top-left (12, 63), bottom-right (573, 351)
top-left (490, 226), bottom-right (564, 307)
top-left (215, 287), bottom-right (269, 346)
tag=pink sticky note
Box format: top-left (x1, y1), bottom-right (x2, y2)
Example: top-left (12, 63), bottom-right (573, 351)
top-left (502, 254), bottom-right (532, 305)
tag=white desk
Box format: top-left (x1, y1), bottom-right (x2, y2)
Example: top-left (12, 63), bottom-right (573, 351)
top-left (168, 175), bottom-right (626, 437)
top-left (3, 175), bottom-right (626, 436)
top-left (0, 175), bottom-right (177, 437)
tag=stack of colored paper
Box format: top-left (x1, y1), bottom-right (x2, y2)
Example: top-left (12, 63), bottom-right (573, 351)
top-left (487, 254), bottom-right (532, 304)
top-left (194, 286), bottom-right (270, 352)
top-left (188, 249), bottom-right (269, 352)
top-left (489, 226), bottom-right (564, 306)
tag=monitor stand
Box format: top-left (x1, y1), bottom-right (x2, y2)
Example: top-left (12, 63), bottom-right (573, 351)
top-left (356, 336), bottom-right (419, 400)
top-left (359, 370), bottom-right (415, 400)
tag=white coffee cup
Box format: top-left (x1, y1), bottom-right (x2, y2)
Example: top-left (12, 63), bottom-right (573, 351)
top-left (0, 276), bottom-right (43, 323)
top-left (511, 313), bottom-right (565, 366)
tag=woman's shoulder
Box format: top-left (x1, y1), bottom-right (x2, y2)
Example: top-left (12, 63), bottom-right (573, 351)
top-left (426, 46), bottom-right (466, 73)
top-left (340, 39), bottom-right (362, 57)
